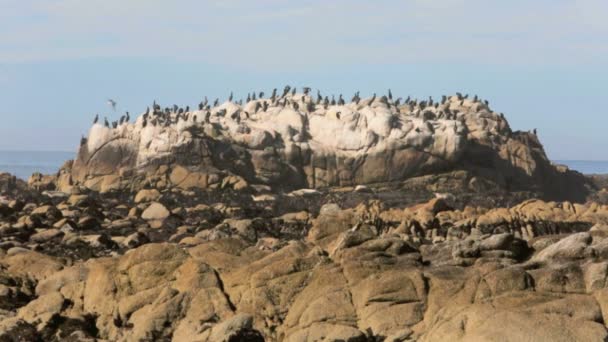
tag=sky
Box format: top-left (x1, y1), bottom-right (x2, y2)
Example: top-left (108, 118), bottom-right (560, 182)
top-left (0, 0), bottom-right (607, 160)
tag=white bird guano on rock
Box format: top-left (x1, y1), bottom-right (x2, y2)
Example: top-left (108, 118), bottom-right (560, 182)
top-left (72, 88), bottom-right (557, 194)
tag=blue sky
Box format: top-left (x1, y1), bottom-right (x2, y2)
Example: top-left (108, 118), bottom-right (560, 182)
top-left (1, 0), bottom-right (607, 160)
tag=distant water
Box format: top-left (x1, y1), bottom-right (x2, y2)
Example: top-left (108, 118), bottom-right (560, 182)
top-left (0, 150), bottom-right (606, 180)
top-left (553, 160), bottom-right (608, 175)
top-left (0, 151), bottom-right (75, 180)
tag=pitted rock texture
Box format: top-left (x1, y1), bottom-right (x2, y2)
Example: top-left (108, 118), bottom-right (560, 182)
top-left (67, 92), bottom-right (591, 201)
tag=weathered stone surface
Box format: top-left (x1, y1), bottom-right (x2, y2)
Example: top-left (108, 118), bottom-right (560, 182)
top-left (68, 93), bottom-right (591, 201)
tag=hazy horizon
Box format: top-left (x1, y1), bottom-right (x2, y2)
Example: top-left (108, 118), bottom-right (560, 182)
top-left (2, 1), bottom-right (607, 159)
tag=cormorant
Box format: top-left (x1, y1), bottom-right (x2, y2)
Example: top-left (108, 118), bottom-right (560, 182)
top-left (338, 94), bottom-right (344, 105)
top-left (282, 85), bottom-right (291, 97)
top-left (126, 112), bottom-right (130, 122)
top-left (303, 87), bottom-right (311, 95)
top-left (252, 92), bottom-right (257, 100)
top-left (291, 87), bottom-right (296, 96)
top-left (259, 91), bottom-right (264, 98)
top-left (388, 89), bottom-right (393, 100)
top-left (80, 136), bottom-right (87, 146)
top-left (198, 102), bottom-right (204, 110)
top-left (247, 94), bottom-right (251, 102)
top-left (262, 101), bottom-right (268, 112)
top-left (271, 88), bottom-right (277, 101)
top-left (229, 92), bottom-right (233, 102)
top-left (255, 102), bottom-right (261, 113)
top-left (316, 90), bottom-right (322, 104)
top-left (213, 99), bottom-right (219, 107)
top-left (330, 95), bottom-right (336, 106)
top-left (204, 111), bottom-right (211, 123)
top-left (185, 106), bottom-right (189, 112)
top-left (104, 118), bottom-right (109, 127)
top-left (112, 121), bottom-right (118, 129)
top-left (93, 114), bottom-right (99, 124)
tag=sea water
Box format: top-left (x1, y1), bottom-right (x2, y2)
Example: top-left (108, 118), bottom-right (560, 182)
top-left (0, 150), bottom-right (607, 180)
top-left (0, 150), bottom-right (75, 180)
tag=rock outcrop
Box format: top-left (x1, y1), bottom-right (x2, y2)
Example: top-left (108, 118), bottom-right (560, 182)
top-left (64, 91), bottom-right (591, 201)
top-left (1, 186), bottom-right (608, 341)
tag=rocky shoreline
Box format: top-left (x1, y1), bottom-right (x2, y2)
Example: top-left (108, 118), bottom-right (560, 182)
top-left (1, 91), bottom-right (607, 341)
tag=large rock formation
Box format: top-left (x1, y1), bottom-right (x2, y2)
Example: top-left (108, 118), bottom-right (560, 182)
top-left (66, 91), bottom-right (591, 201)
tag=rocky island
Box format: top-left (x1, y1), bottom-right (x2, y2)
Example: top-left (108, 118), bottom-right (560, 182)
top-left (1, 89), bottom-right (607, 341)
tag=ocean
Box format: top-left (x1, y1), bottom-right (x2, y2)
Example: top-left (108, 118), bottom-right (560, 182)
top-left (0, 151), bottom-right (76, 180)
top-left (0, 151), bottom-right (607, 180)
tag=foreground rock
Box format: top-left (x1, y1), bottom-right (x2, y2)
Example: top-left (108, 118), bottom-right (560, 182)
top-left (1, 180), bottom-right (608, 341)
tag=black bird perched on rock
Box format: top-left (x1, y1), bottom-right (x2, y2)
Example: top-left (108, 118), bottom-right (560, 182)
top-left (203, 97), bottom-right (208, 106)
top-left (173, 104), bottom-right (178, 112)
top-left (142, 118), bottom-right (147, 128)
top-left (247, 94), bottom-right (251, 102)
top-left (484, 100), bottom-right (489, 106)
top-left (213, 99), bottom-right (219, 107)
top-left (533, 128), bottom-right (537, 135)
top-left (145, 107), bottom-right (150, 115)
top-left (254, 102), bottom-right (261, 113)
top-left (473, 95), bottom-right (478, 103)
top-left (93, 114), bottom-right (99, 124)
top-left (112, 121), bottom-right (118, 129)
top-left (282, 85), bottom-right (291, 98)
top-left (370, 93), bottom-right (376, 105)
top-left (338, 94), bottom-right (344, 105)
top-left (441, 95), bottom-right (447, 104)
top-left (80, 135), bottom-right (87, 146)
top-left (456, 92), bottom-right (463, 100)
top-left (330, 95), bottom-right (336, 106)
top-left (198, 102), bottom-right (204, 110)
top-left (303, 87), bottom-right (311, 95)
top-left (104, 117), bottom-right (109, 127)
top-left (229, 92), bottom-right (233, 102)
top-left (380, 95), bottom-right (388, 105)
top-left (259, 91), bottom-right (264, 99)
top-left (119, 116), bottom-right (125, 124)
top-left (126, 112), bottom-right (130, 122)
top-left (291, 87), bottom-right (296, 96)
top-left (317, 90), bottom-right (322, 104)
top-left (270, 88), bottom-right (277, 101)
top-left (262, 101), bottom-right (268, 112)
top-left (388, 89), bottom-right (393, 100)
top-left (395, 98), bottom-right (402, 106)
top-left (185, 106), bottom-right (189, 113)
top-left (405, 96), bottom-right (411, 104)
top-left (204, 111), bottom-right (211, 123)
top-left (252, 92), bottom-right (257, 100)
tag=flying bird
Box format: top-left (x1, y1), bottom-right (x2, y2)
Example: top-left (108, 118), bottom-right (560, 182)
top-left (107, 99), bottom-right (117, 111)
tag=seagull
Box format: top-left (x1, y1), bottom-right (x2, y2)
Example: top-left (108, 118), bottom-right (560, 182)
top-left (107, 99), bottom-right (117, 111)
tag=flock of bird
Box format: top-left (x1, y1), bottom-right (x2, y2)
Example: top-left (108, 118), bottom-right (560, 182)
top-left (91, 86), bottom-right (492, 132)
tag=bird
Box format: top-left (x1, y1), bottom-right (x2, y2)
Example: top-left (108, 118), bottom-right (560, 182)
top-left (252, 92), bottom-right (257, 100)
top-left (204, 111), bottom-right (211, 123)
top-left (93, 114), bottom-right (99, 124)
top-left (388, 89), bottom-right (393, 100)
top-left (213, 99), bottom-right (219, 107)
top-left (303, 87), bottom-right (311, 95)
top-left (338, 94), bottom-right (345, 105)
top-left (262, 101), bottom-right (268, 112)
top-left (229, 92), bottom-right (233, 102)
top-left (282, 85), bottom-right (291, 98)
top-left (107, 99), bottom-right (117, 111)
top-left (125, 112), bottom-right (130, 122)
top-left (80, 135), bottom-right (87, 146)
top-left (259, 91), bottom-right (264, 99)
top-left (104, 117), bottom-right (109, 127)
top-left (247, 94), bottom-right (251, 102)
top-left (291, 87), bottom-right (296, 96)
top-left (533, 128), bottom-right (537, 135)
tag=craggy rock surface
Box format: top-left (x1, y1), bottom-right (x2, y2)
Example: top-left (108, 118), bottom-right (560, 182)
top-left (0, 90), bottom-right (603, 341)
top-left (62, 91), bottom-right (591, 201)
top-left (2, 174), bottom-right (608, 341)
